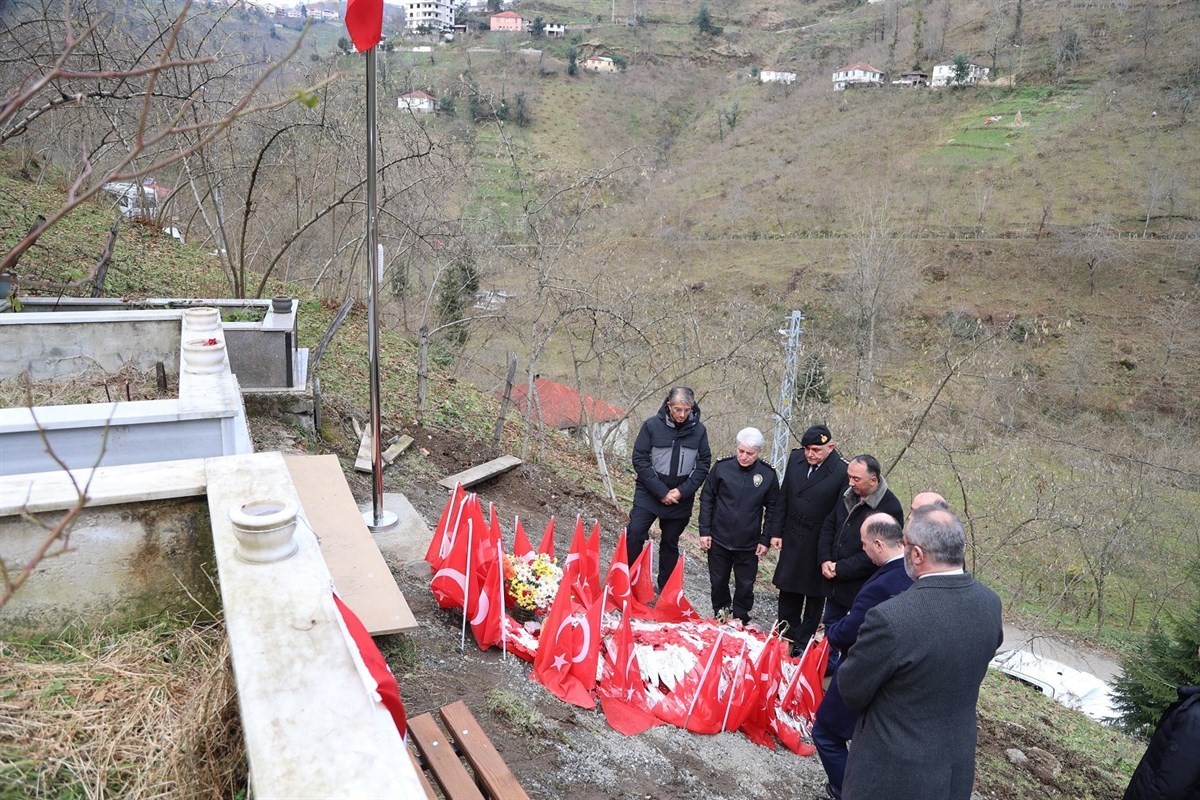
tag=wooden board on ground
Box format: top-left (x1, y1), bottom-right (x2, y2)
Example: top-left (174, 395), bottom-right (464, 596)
top-left (285, 454), bottom-right (417, 634)
top-left (354, 428), bottom-right (374, 473)
top-left (438, 455), bottom-right (522, 491)
top-left (383, 435), bottom-right (414, 464)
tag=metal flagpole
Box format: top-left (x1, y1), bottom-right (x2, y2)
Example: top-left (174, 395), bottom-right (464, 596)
top-left (363, 46), bottom-right (398, 533)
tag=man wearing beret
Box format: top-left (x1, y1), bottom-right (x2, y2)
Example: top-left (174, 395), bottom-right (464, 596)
top-left (766, 424), bottom-right (848, 656)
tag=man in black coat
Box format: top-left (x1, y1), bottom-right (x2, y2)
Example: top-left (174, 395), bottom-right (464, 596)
top-left (626, 387), bottom-right (712, 590)
top-left (766, 424), bottom-right (848, 655)
top-left (839, 505), bottom-right (1003, 800)
top-left (817, 453), bottom-right (904, 629)
top-left (698, 427), bottom-right (779, 624)
top-left (1123, 647), bottom-right (1200, 800)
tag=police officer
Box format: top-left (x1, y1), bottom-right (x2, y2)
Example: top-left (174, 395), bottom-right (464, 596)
top-left (698, 427), bottom-right (779, 624)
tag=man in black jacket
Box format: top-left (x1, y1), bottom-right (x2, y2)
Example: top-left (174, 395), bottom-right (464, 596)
top-left (698, 427), bottom-right (779, 624)
top-left (626, 387), bottom-right (712, 590)
top-left (817, 454), bottom-right (904, 629)
top-left (1123, 646), bottom-right (1200, 800)
top-left (767, 424), bottom-right (848, 655)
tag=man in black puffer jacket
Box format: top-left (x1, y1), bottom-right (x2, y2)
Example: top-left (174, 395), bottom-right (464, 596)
top-left (698, 427), bottom-right (779, 624)
top-left (626, 387), bottom-right (712, 590)
top-left (1123, 647), bottom-right (1200, 800)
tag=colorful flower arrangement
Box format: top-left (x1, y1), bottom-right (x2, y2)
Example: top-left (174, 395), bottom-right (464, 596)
top-left (504, 552), bottom-right (562, 613)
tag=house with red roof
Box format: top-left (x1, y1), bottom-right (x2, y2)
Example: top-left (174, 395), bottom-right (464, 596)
top-left (832, 62), bottom-right (885, 90)
top-left (506, 376), bottom-right (629, 455)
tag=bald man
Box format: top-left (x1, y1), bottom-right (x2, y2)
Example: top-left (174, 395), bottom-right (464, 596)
top-left (910, 491), bottom-right (946, 514)
top-left (839, 506), bottom-right (1002, 800)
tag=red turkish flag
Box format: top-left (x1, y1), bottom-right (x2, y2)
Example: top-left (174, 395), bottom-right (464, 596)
top-left (568, 582), bottom-right (603, 692)
top-left (333, 592), bottom-right (407, 740)
top-left (537, 516), bottom-right (556, 559)
top-left (512, 516), bottom-right (534, 559)
top-left (720, 641), bottom-right (756, 732)
top-left (344, 0), bottom-right (383, 52)
top-left (795, 636), bottom-right (830, 718)
top-left (628, 539), bottom-right (655, 607)
top-left (425, 484), bottom-right (467, 571)
top-left (531, 582), bottom-right (595, 708)
top-left (739, 634), bottom-right (787, 749)
top-left (681, 631), bottom-right (727, 734)
top-left (467, 550), bottom-right (504, 650)
top-left (430, 515), bottom-right (473, 609)
top-left (582, 521), bottom-right (602, 601)
top-left (650, 555), bottom-right (698, 623)
top-left (598, 604), bottom-right (661, 736)
top-left (604, 529), bottom-right (651, 617)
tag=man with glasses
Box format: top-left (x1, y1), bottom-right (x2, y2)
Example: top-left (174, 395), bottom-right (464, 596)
top-left (766, 424), bottom-right (848, 655)
top-left (626, 387), bottom-right (712, 590)
top-left (838, 505), bottom-right (1003, 800)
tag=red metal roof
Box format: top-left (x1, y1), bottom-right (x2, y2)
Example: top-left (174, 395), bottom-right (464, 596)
top-left (507, 377), bottom-right (626, 429)
top-left (491, 10), bottom-right (522, 18)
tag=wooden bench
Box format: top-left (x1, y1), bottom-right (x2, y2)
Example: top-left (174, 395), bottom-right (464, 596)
top-left (408, 701), bottom-right (531, 800)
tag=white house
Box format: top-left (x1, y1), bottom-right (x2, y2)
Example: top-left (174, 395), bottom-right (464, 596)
top-left (400, 0), bottom-right (455, 31)
top-left (760, 68), bottom-right (797, 85)
top-left (397, 90), bottom-right (436, 113)
top-left (832, 62), bottom-right (885, 89)
top-left (582, 55), bottom-right (618, 73)
top-left (931, 61), bottom-right (990, 87)
top-left (544, 21), bottom-right (566, 37)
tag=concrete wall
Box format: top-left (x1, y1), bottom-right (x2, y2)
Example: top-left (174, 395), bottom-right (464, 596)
top-left (1, 298), bottom-right (302, 388)
top-left (0, 453), bottom-right (426, 797)
top-left (0, 311), bottom-right (181, 380)
top-left (0, 496), bottom-right (216, 633)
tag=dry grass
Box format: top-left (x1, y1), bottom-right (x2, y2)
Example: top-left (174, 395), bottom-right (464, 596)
top-left (0, 621), bottom-right (246, 800)
top-left (0, 365), bottom-right (177, 409)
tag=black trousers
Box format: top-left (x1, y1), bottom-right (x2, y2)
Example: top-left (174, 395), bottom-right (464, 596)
top-left (626, 505), bottom-right (690, 591)
top-left (707, 543), bottom-right (758, 622)
top-left (777, 590), bottom-right (825, 653)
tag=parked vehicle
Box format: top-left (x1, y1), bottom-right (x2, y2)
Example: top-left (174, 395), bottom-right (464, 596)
top-left (102, 181), bottom-right (158, 220)
top-left (989, 649), bottom-right (1118, 724)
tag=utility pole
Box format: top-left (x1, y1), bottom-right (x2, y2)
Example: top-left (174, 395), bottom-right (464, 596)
top-left (770, 310), bottom-right (804, 477)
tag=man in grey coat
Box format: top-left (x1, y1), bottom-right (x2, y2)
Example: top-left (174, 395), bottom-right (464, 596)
top-left (838, 505), bottom-right (1002, 800)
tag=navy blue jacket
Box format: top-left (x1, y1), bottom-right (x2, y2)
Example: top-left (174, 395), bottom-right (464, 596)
top-left (815, 557), bottom-right (914, 739)
top-left (630, 400), bottom-right (711, 521)
top-left (698, 455), bottom-right (779, 551)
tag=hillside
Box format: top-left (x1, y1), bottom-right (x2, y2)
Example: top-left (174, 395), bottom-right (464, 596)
top-left (1, 0), bottom-right (1198, 793)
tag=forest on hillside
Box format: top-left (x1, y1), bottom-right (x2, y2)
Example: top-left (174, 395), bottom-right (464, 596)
top-left (1, 0), bottom-right (1198, 648)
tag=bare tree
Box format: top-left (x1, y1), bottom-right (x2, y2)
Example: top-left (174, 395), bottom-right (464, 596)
top-left (1057, 222), bottom-right (1128, 296)
top-left (836, 196), bottom-right (922, 400)
top-left (0, 0), bottom-right (325, 278)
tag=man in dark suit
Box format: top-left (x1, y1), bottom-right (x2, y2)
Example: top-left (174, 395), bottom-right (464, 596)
top-left (766, 424), bottom-right (848, 656)
top-left (811, 512), bottom-right (913, 800)
top-left (838, 505), bottom-right (1003, 800)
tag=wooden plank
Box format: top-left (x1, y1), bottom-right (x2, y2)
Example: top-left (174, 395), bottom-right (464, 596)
top-left (409, 713), bottom-right (485, 800)
top-left (408, 746), bottom-right (440, 800)
top-left (354, 428), bottom-right (374, 473)
top-left (383, 435), bottom-right (414, 465)
top-left (284, 454), bottom-right (417, 634)
top-left (439, 701), bottom-right (531, 800)
top-left (438, 455), bottom-right (522, 491)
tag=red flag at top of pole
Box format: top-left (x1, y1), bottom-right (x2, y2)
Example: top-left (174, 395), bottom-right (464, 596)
top-left (344, 0), bottom-right (384, 52)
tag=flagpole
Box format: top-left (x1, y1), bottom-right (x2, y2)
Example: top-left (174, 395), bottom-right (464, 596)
top-left (362, 44), bottom-right (398, 534)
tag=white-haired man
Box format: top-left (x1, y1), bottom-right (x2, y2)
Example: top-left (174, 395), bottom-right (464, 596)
top-left (698, 427), bottom-right (780, 623)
